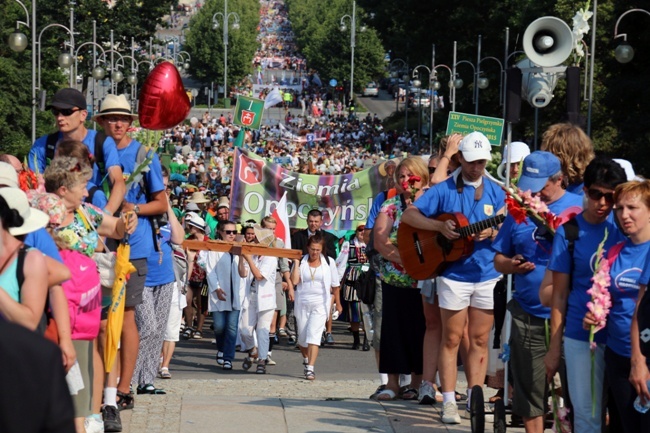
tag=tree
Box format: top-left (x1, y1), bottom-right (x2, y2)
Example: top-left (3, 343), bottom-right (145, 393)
top-left (183, 0), bottom-right (259, 92)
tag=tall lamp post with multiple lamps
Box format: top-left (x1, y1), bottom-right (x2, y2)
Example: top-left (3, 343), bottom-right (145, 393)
top-left (339, 1), bottom-right (368, 104)
top-left (212, 0), bottom-right (240, 107)
top-left (9, 0), bottom-right (77, 143)
top-left (613, 9), bottom-right (650, 64)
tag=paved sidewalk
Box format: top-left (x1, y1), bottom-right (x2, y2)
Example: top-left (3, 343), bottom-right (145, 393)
top-left (119, 379), bottom-right (524, 433)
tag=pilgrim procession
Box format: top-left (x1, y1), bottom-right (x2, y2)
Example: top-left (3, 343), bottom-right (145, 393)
top-left (2, 0), bottom-right (650, 432)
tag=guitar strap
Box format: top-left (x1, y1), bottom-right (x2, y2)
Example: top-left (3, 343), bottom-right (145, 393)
top-left (455, 173), bottom-right (484, 201)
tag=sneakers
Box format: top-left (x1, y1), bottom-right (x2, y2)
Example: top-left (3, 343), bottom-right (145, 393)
top-left (325, 333), bottom-right (335, 345)
top-left (441, 401), bottom-right (461, 424)
top-left (84, 415), bottom-right (105, 433)
top-left (265, 356), bottom-right (277, 366)
top-left (102, 405), bottom-right (122, 432)
top-left (418, 380), bottom-right (436, 405)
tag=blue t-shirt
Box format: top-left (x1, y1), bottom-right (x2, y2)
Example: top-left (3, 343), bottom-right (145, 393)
top-left (29, 130), bottom-right (120, 189)
top-left (24, 228), bottom-right (62, 262)
top-left (548, 213), bottom-right (624, 343)
top-left (607, 239), bottom-right (650, 357)
top-left (144, 223), bottom-right (175, 287)
top-left (566, 182), bottom-right (585, 196)
top-left (414, 173), bottom-right (505, 283)
top-left (86, 180), bottom-right (109, 210)
top-left (492, 192), bottom-right (583, 318)
top-left (365, 190), bottom-right (389, 229)
top-left (118, 140), bottom-right (165, 260)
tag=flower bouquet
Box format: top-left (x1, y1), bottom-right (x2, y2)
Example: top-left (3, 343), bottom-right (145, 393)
top-left (586, 229), bottom-right (612, 415)
top-left (503, 187), bottom-right (562, 237)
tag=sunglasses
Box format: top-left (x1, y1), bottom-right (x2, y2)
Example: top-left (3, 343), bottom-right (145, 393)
top-left (587, 188), bottom-right (615, 204)
top-left (223, 230), bottom-right (237, 235)
top-left (428, 167), bottom-right (437, 174)
top-left (105, 116), bottom-right (133, 125)
top-left (51, 108), bottom-right (80, 117)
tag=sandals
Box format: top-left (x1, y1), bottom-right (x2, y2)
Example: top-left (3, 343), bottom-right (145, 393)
top-left (223, 360), bottom-right (233, 370)
top-left (181, 327), bottom-right (194, 339)
top-left (369, 384), bottom-right (387, 399)
top-left (304, 370), bottom-right (315, 381)
top-left (256, 363), bottom-right (266, 374)
top-left (116, 391), bottom-right (134, 410)
top-left (216, 351), bottom-right (224, 366)
top-left (242, 357), bottom-right (253, 371)
top-left (136, 384), bottom-right (166, 395)
top-left (372, 389), bottom-right (397, 401)
top-left (193, 330), bottom-right (203, 339)
top-left (159, 367), bottom-right (172, 379)
top-left (400, 387), bottom-right (419, 401)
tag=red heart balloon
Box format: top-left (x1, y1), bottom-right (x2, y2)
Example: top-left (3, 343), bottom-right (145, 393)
top-left (138, 62), bottom-right (191, 130)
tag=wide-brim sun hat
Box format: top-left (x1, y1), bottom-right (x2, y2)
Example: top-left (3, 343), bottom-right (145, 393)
top-left (92, 94), bottom-right (138, 122)
top-left (0, 187), bottom-right (49, 236)
top-left (187, 191), bottom-right (210, 204)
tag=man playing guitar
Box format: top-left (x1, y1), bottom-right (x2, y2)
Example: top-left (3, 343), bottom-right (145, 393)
top-left (401, 131), bottom-right (505, 424)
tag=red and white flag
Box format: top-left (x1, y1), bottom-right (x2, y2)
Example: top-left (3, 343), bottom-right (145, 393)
top-left (271, 192), bottom-right (291, 249)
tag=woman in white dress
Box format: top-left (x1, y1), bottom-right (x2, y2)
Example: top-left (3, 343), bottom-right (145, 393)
top-left (290, 234), bottom-right (340, 380)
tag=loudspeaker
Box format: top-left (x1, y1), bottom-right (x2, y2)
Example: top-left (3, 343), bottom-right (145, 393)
top-left (505, 68), bottom-right (522, 124)
top-left (523, 16), bottom-right (574, 67)
top-left (518, 58), bottom-right (559, 108)
top-left (565, 66), bottom-right (583, 125)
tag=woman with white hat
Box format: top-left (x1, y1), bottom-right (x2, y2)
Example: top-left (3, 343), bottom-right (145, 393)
top-left (0, 187), bottom-right (50, 330)
top-left (238, 225), bottom-right (278, 374)
top-left (182, 213), bottom-right (208, 339)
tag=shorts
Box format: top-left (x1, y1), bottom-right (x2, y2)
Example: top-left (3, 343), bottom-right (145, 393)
top-left (71, 340), bottom-right (93, 418)
top-left (125, 258), bottom-right (148, 308)
top-left (437, 276), bottom-right (499, 311)
top-left (419, 278), bottom-right (437, 305)
top-left (508, 299), bottom-right (548, 418)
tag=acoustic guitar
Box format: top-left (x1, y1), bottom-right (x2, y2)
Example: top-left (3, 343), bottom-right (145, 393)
top-left (397, 213), bottom-right (505, 280)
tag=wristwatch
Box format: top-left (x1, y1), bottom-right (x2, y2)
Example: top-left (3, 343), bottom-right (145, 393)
top-left (133, 204), bottom-right (141, 215)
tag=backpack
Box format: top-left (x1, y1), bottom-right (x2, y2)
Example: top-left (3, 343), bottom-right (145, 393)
top-left (46, 130), bottom-right (108, 178)
top-left (59, 249), bottom-right (102, 341)
top-left (16, 245), bottom-right (58, 343)
top-left (638, 288), bottom-right (650, 359)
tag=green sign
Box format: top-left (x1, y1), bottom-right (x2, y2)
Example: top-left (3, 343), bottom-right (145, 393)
top-left (445, 111), bottom-right (505, 145)
top-left (233, 96), bottom-right (265, 130)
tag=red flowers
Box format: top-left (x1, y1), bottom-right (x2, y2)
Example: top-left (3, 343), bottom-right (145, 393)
top-left (505, 196), bottom-right (528, 224)
top-left (18, 169), bottom-right (39, 193)
top-left (402, 175), bottom-right (422, 197)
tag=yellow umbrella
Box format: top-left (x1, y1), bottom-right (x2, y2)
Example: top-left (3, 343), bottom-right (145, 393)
top-left (104, 239), bottom-right (136, 373)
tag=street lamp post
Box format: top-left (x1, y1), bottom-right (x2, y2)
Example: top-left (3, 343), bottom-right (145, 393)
top-left (9, 0), bottom-right (76, 143)
top-left (389, 58), bottom-right (406, 114)
top-left (213, 0), bottom-right (240, 107)
top-left (340, 1), bottom-right (367, 104)
top-left (412, 44), bottom-right (437, 153)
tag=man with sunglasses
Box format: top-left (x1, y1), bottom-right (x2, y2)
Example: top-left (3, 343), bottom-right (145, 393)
top-left (28, 88), bottom-right (126, 215)
top-left (491, 151), bottom-right (583, 433)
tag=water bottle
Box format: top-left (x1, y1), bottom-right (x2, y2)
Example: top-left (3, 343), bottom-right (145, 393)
top-left (633, 380), bottom-right (650, 414)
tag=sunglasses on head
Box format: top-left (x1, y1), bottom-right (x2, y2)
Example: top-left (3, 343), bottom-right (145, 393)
top-left (51, 108), bottom-right (79, 117)
top-left (587, 188), bottom-right (615, 203)
top-left (223, 230), bottom-right (237, 235)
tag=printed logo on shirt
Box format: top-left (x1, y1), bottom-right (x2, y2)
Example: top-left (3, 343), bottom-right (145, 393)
top-left (484, 204), bottom-right (494, 216)
top-left (614, 268), bottom-right (642, 294)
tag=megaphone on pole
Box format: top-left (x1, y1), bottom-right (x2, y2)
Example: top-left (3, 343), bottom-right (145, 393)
top-left (522, 16), bottom-right (574, 67)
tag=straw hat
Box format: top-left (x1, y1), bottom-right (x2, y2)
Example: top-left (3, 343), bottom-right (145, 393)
top-left (253, 224), bottom-right (275, 247)
top-left (92, 94), bottom-right (138, 121)
top-left (187, 191), bottom-right (210, 204)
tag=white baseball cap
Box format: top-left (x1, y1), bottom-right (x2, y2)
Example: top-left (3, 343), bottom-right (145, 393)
top-left (498, 141), bottom-right (531, 180)
top-left (459, 131), bottom-right (492, 162)
top-left (0, 187), bottom-right (49, 236)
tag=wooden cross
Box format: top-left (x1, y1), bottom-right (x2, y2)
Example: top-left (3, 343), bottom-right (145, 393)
top-left (182, 239), bottom-right (303, 260)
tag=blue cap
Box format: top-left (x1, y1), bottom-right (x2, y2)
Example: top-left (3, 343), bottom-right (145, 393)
top-left (517, 151), bottom-right (561, 193)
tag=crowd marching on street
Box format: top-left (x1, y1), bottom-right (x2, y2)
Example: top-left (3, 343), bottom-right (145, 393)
top-left (3, 1), bottom-right (650, 433)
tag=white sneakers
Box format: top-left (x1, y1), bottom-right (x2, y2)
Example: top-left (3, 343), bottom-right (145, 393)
top-left (441, 401), bottom-right (461, 424)
top-left (84, 416), bottom-right (105, 433)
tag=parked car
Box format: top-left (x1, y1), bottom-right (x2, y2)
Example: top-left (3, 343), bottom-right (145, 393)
top-left (362, 82), bottom-right (379, 97)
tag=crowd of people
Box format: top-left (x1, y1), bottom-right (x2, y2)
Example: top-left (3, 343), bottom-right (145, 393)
top-left (3, 82), bottom-right (650, 433)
